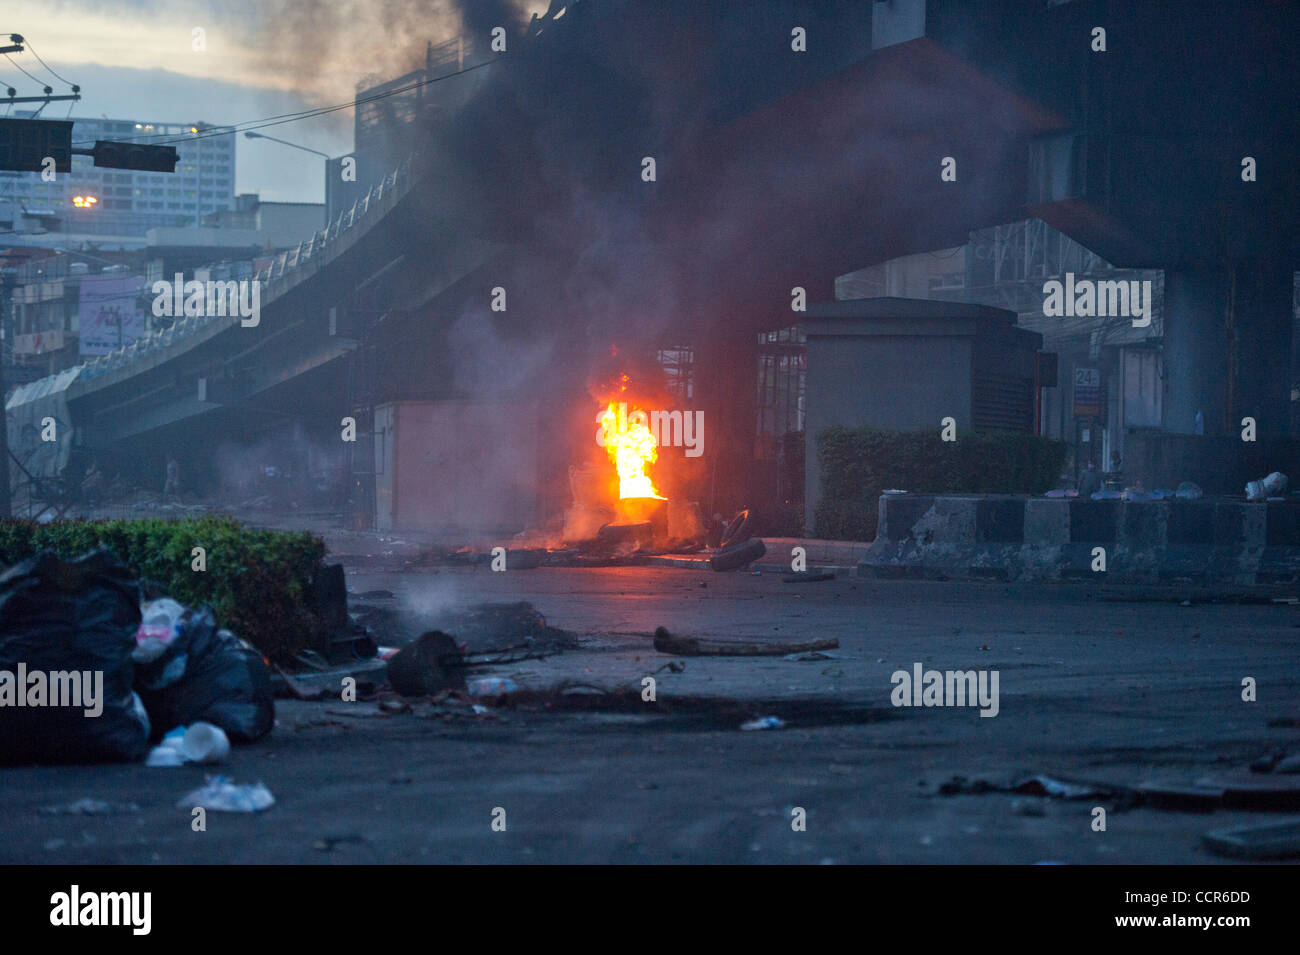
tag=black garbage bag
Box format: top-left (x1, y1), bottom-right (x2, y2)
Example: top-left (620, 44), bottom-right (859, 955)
top-left (0, 549), bottom-right (151, 764)
top-left (135, 606), bottom-right (274, 743)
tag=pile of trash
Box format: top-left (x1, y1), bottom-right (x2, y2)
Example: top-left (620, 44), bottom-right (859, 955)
top-left (0, 549), bottom-right (274, 766)
top-left (1246, 471), bottom-right (1288, 502)
top-left (1049, 481), bottom-right (1207, 502)
top-left (1052, 471), bottom-right (1293, 504)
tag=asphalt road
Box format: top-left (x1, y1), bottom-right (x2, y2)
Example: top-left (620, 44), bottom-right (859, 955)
top-left (6, 566), bottom-right (1299, 864)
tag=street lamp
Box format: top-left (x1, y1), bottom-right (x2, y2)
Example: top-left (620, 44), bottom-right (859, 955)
top-left (243, 131), bottom-right (329, 159)
top-left (71, 195), bottom-right (98, 208)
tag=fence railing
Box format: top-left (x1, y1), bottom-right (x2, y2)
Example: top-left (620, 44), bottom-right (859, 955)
top-left (76, 159), bottom-right (413, 383)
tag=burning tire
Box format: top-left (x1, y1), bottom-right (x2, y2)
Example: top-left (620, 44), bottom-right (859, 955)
top-left (710, 536), bottom-right (766, 571)
top-left (597, 521), bottom-right (653, 544)
top-left (720, 508), bottom-right (753, 548)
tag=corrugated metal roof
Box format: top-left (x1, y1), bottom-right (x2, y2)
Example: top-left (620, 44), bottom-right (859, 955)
top-left (5, 365), bottom-right (82, 410)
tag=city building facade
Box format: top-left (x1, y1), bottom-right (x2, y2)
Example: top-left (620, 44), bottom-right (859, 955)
top-left (0, 114), bottom-right (235, 238)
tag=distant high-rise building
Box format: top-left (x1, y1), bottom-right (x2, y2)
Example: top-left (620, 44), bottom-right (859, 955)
top-left (0, 114), bottom-right (235, 237)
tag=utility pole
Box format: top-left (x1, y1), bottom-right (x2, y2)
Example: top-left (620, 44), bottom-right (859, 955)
top-left (0, 268), bottom-right (11, 518)
top-left (0, 33), bottom-right (81, 518)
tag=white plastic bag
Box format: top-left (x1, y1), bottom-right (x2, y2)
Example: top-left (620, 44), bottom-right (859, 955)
top-left (133, 598), bottom-right (186, 663)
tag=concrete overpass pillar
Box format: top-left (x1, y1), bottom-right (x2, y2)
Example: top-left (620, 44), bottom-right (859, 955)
top-left (1163, 270), bottom-right (1229, 435)
top-left (1163, 261), bottom-right (1293, 437)
top-left (1231, 258), bottom-right (1294, 439)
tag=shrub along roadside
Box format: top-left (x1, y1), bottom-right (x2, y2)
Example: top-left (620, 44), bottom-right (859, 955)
top-left (0, 517), bottom-right (327, 663)
top-left (815, 427), bottom-right (1068, 541)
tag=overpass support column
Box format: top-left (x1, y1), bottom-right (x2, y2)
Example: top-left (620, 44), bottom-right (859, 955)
top-left (1231, 258), bottom-right (1294, 439)
top-left (1163, 270), bottom-right (1229, 435)
top-left (1163, 260), bottom-right (1293, 437)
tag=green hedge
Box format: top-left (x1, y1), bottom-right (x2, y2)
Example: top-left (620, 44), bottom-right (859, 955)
top-left (815, 427), bottom-right (1068, 541)
top-left (0, 517), bottom-right (327, 663)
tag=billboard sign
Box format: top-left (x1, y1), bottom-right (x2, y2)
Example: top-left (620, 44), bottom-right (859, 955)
top-left (78, 274), bottom-right (148, 355)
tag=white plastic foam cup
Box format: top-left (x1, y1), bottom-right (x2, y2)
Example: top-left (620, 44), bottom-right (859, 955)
top-left (182, 722), bottom-right (230, 764)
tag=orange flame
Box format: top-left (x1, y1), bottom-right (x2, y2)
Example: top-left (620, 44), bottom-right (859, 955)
top-left (601, 402), bottom-right (664, 500)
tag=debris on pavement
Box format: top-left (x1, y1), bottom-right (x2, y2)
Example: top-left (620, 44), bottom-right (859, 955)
top-left (313, 833), bottom-right (367, 852)
top-left (782, 571), bottom-right (836, 583)
top-left (1245, 470), bottom-right (1288, 502)
top-left (40, 798), bottom-right (141, 816)
top-left (428, 601), bottom-right (578, 653)
top-left (783, 650), bottom-right (841, 661)
top-left (146, 744), bottom-right (186, 767)
top-left (653, 626), bottom-right (839, 656)
top-left (0, 549), bottom-right (153, 765)
top-left (385, 630), bottom-right (465, 696)
top-left (1136, 781), bottom-right (1224, 812)
top-left (709, 536), bottom-right (766, 572)
top-left (133, 597), bottom-right (187, 663)
top-left (177, 777), bottom-right (275, 813)
top-left (271, 659), bottom-right (385, 701)
top-left (272, 665), bottom-right (329, 701)
top-left (134, 605), bottom-right (275, 744)
top-left (651, 660), bottom-right (686, 674)
top-left (1014, 775), bottom-right (1100, 799)
top-left (740, 715), bottom-right (785, 731)
top-left (938, 774), bottom-right (1119, 801)
top-left (179, 721), bottom-right (230, 764)
top-left (468, 676), bottom-right (519, 697)
top-left (1203, 819), bottom-right (1300, 860)
top-left (148, 722), bottom-right (232, 767)
top-left (1249, 749), bottom-right (1290, 773)
top-left (1194, 772), bottom-right (1300, 810)
top-left (146, 726), bottom-right (189, 766)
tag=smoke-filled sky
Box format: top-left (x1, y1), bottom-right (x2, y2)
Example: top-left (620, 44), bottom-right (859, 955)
top-left (3, 0), bottom-right (547, 200)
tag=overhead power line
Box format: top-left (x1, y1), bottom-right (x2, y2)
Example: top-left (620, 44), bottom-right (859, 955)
top-left (69, 56), bottom-right (501, 149)
top-left (22, 39), bottom-right (77, 88)
top-left (3, 52), bottom-right (47, 89)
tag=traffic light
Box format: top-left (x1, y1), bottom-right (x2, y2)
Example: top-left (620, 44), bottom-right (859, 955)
top-left (91, 140), bottom-right (179, 173)
top-left (0, 117), bottom-right (72, 173)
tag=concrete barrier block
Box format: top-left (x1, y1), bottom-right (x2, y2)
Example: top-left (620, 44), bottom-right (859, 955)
top-left (863, 494), bottom-right (1300, 586)
top-left (913, 497), bottom-right (977, 549)
top-left (1120, 500), bottom-right (1166, 549)
top-left (1266, 502), bottom-right (1300, 546)
top-left (880, 495), bottom-right (927, 541)
top-left (1116, 501), bottom-right (1167, 582)
top-left (1242, 502), bottom-right (1267, 547)
top-left (975, 498), bottom-right (1026, 543)
top-left (1060, 542), bottom-right (1103, 579)
top-left (1165, 501), bottom-right (1217, 545)
top-left (968, 543), bottom-right (1022, 580)
top-left (1256, 503), bottom-right (1300, 580)
top-left (1024, 498), bottom-right (1069, 547)
top-left (1255, 550), bottom-right (1300, 583)
top-left (1069, 500), bottom-right (1120, 543)
top-left (877, 495), bottom-right (977, 546)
